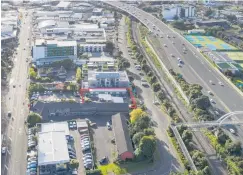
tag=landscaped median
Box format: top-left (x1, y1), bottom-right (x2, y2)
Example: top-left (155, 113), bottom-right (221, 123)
top-left (203, 129), bottom-right (243, 175)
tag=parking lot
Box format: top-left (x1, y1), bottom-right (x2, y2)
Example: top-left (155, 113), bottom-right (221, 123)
top-left (89, 116), bottom-right (116, 164)
top-left (32, 91), bottom-right (80, 102)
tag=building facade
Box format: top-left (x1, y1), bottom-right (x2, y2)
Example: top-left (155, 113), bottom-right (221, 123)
top-left (79, 44), bottom-right (106, 52)
top-left (32, 39), bottom-right (77, 66)
top-left (88, 71), bottom-right (129, 88)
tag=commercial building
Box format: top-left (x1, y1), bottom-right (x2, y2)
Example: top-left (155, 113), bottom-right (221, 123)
top-left (92, 8), bottom-right (103, 16)
top-left (38, 131), bottom-right (70, 166)
top-left (37, 122), bottom-right (72, 174)
top-left (88, 71), bottom-right (129, 88)
top-left (31, 101), bottom-right (129, 121)
top-left (195, 20), bottom-right (230, 29)
top-left (79, 44), bottom-right (106, 52)
top-left (32, 39), bottom-right (77, 66)
top-left (112, 113), bottom-right (134, 161)
top-left (162, 5), bottom-right (195, 20)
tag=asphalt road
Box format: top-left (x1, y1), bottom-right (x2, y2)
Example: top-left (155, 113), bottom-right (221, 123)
top-left (2, 9), bottom-right (32, 175)
top-left (131, 20), bottom-right (228, 175)
top-left (118, 16), bottom-right (183, 175)
top-left (105, 1), bottom-right (243, 148)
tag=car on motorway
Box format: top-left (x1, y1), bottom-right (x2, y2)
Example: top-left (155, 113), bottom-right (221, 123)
top-left (218, 82), bottom-right (224, 86)
top-left (170, 54), bottom-right (175, 57)
top-left (210, 99), bottom-right (215, 104)
top-left (229, 128), bottom-right (236, 134)
top-left (208, 91), bottom-right (213, 95)
top-left (209, 80), bottom-right (215, 85)
top-left (2, 147), bottom-right (6, 155)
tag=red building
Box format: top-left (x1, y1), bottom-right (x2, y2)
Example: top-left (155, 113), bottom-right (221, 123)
top-left (112, 113), bottom-right (134, 161)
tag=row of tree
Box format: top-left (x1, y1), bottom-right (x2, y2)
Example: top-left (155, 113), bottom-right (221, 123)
top-left (169, 125), bottom-right (210, 175)
top-left (205, 26), bottom-right (243, 50)
top-left (205, 129), bottom-right (242, 174)
top-left (129, 108), bottom-right (156, 161)
top-left (169, 69), bottom-right (213, 121)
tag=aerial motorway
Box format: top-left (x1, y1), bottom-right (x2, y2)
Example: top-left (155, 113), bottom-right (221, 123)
top-left (104, 1), bottom-right (243, 141)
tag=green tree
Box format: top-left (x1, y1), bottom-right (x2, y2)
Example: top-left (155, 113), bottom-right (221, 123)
top-left (191, 150), bottom-right (208, 169)
top-left (157, 91), bottom-right (165, 101)
top-left (69, 159), bottom-right (79, 169)
top-left (76, 67), bottom-right (82, 83)
top-left (144, 128), bottom-right (155, 136)
top-left (239, 22), bottom-right (243, 30)
top-left (51, 59), bottom-right (73, 70)
top-left (138, 135), bottom-right (156, 158)
top-left (149, 76), bottom-right (157, 84)
top-left (191, 95), bottom-right (211, 110)
top-left (27, 112), bottom-right (42, 127)
top-left (132, 132), bottom-right (145, 146)
top-left (130, 108), bottom-right (146, 124)
top-left (29, 67), bottom-right (37, 79)
top-left (181, 130), bottom-right (193, 144)
top-left (226, 14), bottom-right (237, 23)
top-left (105, 41), bottom-right (114, 54)
top-left (130, 115), bottom-right (152, 136)
top-left (225, 140), bottom-right (242, 156)
top-left (205, 8), bottom-right (214, 17)
top-left (152, 83), bottom-right (161, 92)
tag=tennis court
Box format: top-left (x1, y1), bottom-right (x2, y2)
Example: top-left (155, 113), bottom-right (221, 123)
top-left (184, 35), bottom-right (237, 51)
top-left (224, 52), bottom-right (243, 68)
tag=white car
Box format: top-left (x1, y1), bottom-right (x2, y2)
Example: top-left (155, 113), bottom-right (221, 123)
top-left (219, 82), bottom-right (224, 86)
top-left (210, 99), bottom-right (215, 104)
top-left (208, 91), bottom-right (213, 95)
top-left (170, 54), bottom-right (174, 57)
top-left (164, 44), bottom-right (167, 47)
top-left (209, 80), bottom-right (214, 85)
top-left (229, 128), bottom-right (235, 134)
top-left (172, 41), bottom-right (175, 44)
top-left (178, 64), bottom-right (182, 67)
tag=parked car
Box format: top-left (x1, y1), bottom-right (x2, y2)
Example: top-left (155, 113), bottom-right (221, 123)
top-left (70, 154), bottom-right (76, 159)
top-left (106, 122), bottom-right (111, 130)
top-left (99, 156), bottom-right (108, 165)
top-left (82, 146), bottom-right (91, 152)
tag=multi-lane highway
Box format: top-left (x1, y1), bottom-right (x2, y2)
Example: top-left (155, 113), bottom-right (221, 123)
top-left (105, 1), bottom-right (243, 141)
top-left (2, 9), bottom-right (32, 175)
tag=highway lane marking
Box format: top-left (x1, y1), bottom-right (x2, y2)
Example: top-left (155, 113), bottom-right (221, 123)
top-left (188, 65), bottom-right (231, 113)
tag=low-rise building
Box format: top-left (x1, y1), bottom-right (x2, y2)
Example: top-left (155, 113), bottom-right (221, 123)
top-left (92, 8), bottom-right (103, 16)
top-left (88, 71), bottom-right (129, 88)
top-left (31, 101), bottom-right (129, 121)
top-left (112, 113), bottom-right (134, 161)
top-left (38, 131), bottom-right (70, 172)
top-left (195, 20), bottom-right (230, 29)
top-left (32, 39), bottom-right (77, 66)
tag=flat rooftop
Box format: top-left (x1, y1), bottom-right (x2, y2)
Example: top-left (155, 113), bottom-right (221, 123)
top-left (35, 39), bottom-right (77, 47)
top-left (39, 122), bottom-right (70, 135)
top-left (38, 131), bottom-right (70, 166)
top-left (88, 57), bottom-right (114, 63)
top-left (88, 71), bottom-right (129, 81)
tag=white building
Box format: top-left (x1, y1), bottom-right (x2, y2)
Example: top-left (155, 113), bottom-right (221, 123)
top-left (162, 5), bottom-right (195, 20)
top-left (32, 39), bottom-right (77, 66)
top-left (38, 131), bottom-right (70, 166)
top-left (88, 71), bottom-right (129, 88)
top-left (79, 43), bottom-right (106, 52)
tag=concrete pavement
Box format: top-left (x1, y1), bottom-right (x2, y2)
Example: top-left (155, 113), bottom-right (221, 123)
top-left (118, 16), bottom-right (183, 175)
top-left (2, 9), bottom-right (32, 175)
